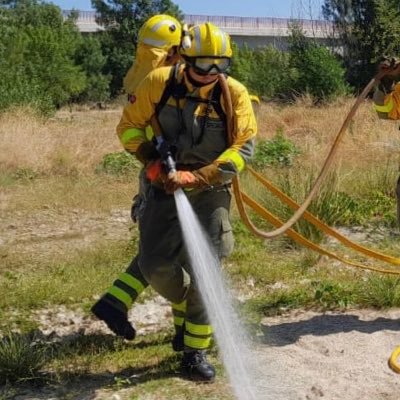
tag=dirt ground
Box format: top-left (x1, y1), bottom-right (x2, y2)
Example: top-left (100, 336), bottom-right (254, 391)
top-left (2, 208), bottom-right (400, 399)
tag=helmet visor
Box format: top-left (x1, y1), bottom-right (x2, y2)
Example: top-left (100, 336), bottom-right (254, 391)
top-left (188, 57), bottom-right (231, 75)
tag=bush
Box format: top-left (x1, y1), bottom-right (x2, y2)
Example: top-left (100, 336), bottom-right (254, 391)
top-left (74, 35), bottom-right (111, 103)
top-left (288, 25), bottom-right (348, 102)
top-left (252, 128), bottom-right (301, 168)
top-left (97, 151), bottom-right (140, 175)
top-left (231, 44), bottom-right (294, 99)
top-left (291, 45), bottom-right (349, 101)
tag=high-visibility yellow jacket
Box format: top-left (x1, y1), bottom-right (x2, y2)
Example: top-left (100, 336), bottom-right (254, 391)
top-left (373, 82), bottom-right (400, 120)
top-left (117, 64), bottom-right (257, 185)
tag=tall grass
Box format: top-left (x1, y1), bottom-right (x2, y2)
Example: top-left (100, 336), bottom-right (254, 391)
top-left (0, 332), bottom-right (47, 384)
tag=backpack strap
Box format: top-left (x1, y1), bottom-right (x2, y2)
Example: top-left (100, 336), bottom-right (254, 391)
top-left (210, 80), bottom-right (226, 123)
top-left (155, 63), bottom-right (187, 116)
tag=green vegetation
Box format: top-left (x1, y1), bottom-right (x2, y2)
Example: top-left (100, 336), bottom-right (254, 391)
top-left (97, 151), bottom-right (141, 176)
top-left (2, 0), bottom-right (388, 113)
top-left (322, 0), bottom-right (400, 88)
top-left (0, 332), bottom-right (47, 384)
top-left (252, 128), bottom-right (301, 167)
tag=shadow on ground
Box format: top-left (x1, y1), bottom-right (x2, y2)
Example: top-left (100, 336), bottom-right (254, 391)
top-left (261, 313), bottom-right (400, 346)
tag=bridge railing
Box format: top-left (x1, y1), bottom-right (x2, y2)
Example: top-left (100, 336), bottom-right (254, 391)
top-left (62, 10), bottom-right (335, 37)
top-left (183, 14), bottom-right (334, 36)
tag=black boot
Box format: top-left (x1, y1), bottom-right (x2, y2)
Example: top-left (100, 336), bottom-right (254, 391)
top-left (171, 329), bottom-right (184, 352)
top-left (91, 297), bottom-right (136, 340)
top-left (181, 350), bottom-right (216, 382)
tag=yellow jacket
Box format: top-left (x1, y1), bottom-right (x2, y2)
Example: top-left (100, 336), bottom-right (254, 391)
top-left (373, 82), bottom-right (400, 120)
top-left (117, 65), bottom-right (257, 185)
top-left (123, 43), bottom-right (171, 95)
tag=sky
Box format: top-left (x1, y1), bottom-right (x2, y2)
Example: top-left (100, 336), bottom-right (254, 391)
top-left (49, 0), bottom-right (325, 19)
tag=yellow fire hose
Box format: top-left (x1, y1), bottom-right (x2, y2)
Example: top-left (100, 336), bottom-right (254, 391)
top-left (219, 70), bottom-right (400, 374)
top-left (389, 346), bottom-right (400, 373)
top-left (246, 166), bottom-right (400, 266)
top-left (233, 71), bottom-right (386, 238)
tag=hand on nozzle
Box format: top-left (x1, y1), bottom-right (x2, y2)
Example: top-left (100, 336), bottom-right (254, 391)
top-left (378, 56), bottom-right (400, 76)
top-left (164, 170), bottom-right (199, 194)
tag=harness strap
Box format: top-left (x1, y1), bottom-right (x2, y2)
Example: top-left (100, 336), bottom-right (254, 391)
top-left (155, 65), bottom-right (227, 127)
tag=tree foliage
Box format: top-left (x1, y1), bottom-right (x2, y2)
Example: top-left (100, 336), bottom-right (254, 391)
top-left (91, 0), bottom-right (183, 96)
top-left (230, 44), bottom-right (294, 99)
top-left (322, 0), bottom-right (400, 88)
top-left (0, 0), bottom-right (86, 113)
top-left (74, 35), bottom-right (111, 103)
top-left (288, 24), bottom-right (348, 101)
top-left (230, 26), bottom-right (348, 103)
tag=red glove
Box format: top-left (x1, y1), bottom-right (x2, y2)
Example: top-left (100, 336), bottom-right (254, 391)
top-left (164, 170), bottom-right (199, 194)
top-left (146, 160), bottom-right (166, 183)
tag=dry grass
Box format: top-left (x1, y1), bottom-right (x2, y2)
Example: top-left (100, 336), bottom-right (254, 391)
top-left (257, 97), bottom-right (400, 193)
top-left (1, 98), bottom-right (399, 178)
top-left (0, 107), bottom-right (122, 175)
top-left (1, 98), bottom-right (399, 215)
top-left (259, 96), bottom-right (400, 167)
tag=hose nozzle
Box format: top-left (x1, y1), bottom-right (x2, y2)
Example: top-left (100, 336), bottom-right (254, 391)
top-left (156, 136), bottom-right (176, 173)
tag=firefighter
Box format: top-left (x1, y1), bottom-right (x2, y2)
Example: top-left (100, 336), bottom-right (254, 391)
top-left (373, 57), bottom-right (400, 120)
top-left (114, 22), bottom-right (257, 381)
top-left (91, 15), bottom-right (186, 347)
top-left (123, 14), bottom-right (182, 101)
top-left (373, 57), bottom-right (400, 225)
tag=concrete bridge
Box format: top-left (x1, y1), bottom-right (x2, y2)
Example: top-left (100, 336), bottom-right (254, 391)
top-left (63, 10), bottom-right (336, 49)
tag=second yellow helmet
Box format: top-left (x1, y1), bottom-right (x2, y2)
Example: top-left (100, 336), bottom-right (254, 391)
top-left (138, 14), bottom-right (182, 50)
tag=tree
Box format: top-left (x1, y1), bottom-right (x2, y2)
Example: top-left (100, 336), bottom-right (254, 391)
top-left (91, 0), bottom-right (183, 96)
top-left (0, 0), bottom-right (86, 112)
top-left (74, 35), bottom-right (111, 103)
top-left (322, 0), bottom-right (400, 88)
top-left (230, 44), bottom-right (293, 100)
top-left (288, 23), bottom-right (348, 101)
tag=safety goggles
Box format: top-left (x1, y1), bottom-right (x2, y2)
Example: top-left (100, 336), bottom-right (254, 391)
top-left (185, 56), bottom-right (231, 75)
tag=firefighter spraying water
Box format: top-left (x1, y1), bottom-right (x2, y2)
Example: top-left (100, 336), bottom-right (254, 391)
top-left (94, 19), bottom-right (257, 385)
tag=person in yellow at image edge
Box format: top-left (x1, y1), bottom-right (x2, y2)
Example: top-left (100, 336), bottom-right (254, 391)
top-left (91, 15), bottom-right (187, 346)
top-left (373, 58), bottom-right (400, 225)
top-left (373, 57), bottom-right (400, 120)
top-left (115, 22), bottom-right (256, 381)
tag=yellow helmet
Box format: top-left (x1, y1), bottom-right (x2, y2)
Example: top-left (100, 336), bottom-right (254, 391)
top-left (138, 14), bottom-right (182, 50)
top-left (180, 22), bottom-right (232, 74)
top-left (180, 22), bottom-right (232, 58)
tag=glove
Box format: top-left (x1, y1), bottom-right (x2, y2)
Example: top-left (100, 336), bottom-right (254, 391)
top-left (135, 141), bottom-right (159, 165)
top-left (164, 170), bottom-right (200, 194)
top-left (145, 159), bottom-right (166, 184)
top-left (192, 163), bottom-right (223, 186)
top-left (378, 56), bottom-right (400, 77)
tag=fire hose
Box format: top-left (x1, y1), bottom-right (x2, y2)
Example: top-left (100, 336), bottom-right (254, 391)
top-left (218, 71), bottom-right (400, 374)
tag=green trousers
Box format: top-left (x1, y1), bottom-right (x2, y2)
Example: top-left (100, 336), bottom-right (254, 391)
top-left (138, 185), bottom-right (234, 350)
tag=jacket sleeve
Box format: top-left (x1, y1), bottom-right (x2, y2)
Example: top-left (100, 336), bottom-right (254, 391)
top-left (373, 81), bottom-right (400, 120)
top-left (117, 68), bottom-right (167, 163)
top-left (193, 79), bottom-right (257, 186)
